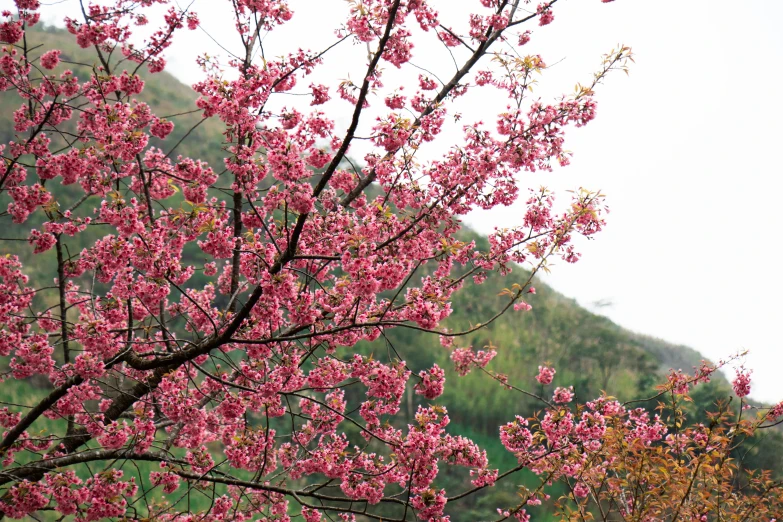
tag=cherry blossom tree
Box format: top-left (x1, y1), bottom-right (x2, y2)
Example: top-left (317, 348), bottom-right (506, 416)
top-left (1, 0), bottom-right (781, 520)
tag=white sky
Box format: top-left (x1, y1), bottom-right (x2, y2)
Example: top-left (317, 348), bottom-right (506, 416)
top-left (11, 0), bottom-right (783, 403)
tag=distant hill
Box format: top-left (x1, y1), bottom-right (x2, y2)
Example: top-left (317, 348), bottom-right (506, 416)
top-left (0, 24), bottom-right (228, 299)
top-left (0, 25), bottom-right (718, 395)
top-left (2, 25), bottom-right (781, 522)
top-left (372, 228), bottom-right (720, 431)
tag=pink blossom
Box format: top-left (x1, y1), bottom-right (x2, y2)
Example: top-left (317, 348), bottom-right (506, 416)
top-left (733, 367), bottom-right (752, 398)
top-left (40, 49), bottom-right (61, 69)
top-left (415, 364), bottom-right (446, 399)
top-left (150, 117), bottom-right (175, 139)
top-left (767, 401), bottom-right (783, 422)
top-left (310, 83), bottom-right (330, 105)
top-left (451, 346), bottom-right (497, 376)
top-left (553, 386), bottom-right (575, 404)
top-left (536, 365), bottom-right (556, 385)
top-left (537, 4), bottom-right (555, 26)
top-left (500, 415), bottom-right (533, 454)
top-left (0, 21), bottom-right (23, 44)
top-left (574, 481), bottom-right (590, 498)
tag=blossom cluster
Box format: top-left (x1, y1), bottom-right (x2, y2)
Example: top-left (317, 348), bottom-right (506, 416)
top-left (0, 0), bottom-right (677, 521)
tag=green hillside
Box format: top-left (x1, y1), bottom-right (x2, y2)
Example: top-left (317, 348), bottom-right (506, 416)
top-left (0, 24), bottom-right (228, 308)
top-left (1, 25), bottom-right (782, 521)
top-left (0, 25), bottom-right (227, 165)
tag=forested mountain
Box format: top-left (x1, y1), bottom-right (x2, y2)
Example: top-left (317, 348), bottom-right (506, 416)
top-left (2, 25), bottom-right (781, 521)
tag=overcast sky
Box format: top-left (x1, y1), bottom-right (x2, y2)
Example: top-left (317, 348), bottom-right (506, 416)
top-left (13, 0), bottom-right (783, 402)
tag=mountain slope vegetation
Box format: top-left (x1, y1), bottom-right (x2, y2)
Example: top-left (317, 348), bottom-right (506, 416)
top-left (2, 25), bottom-right (781, 521)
